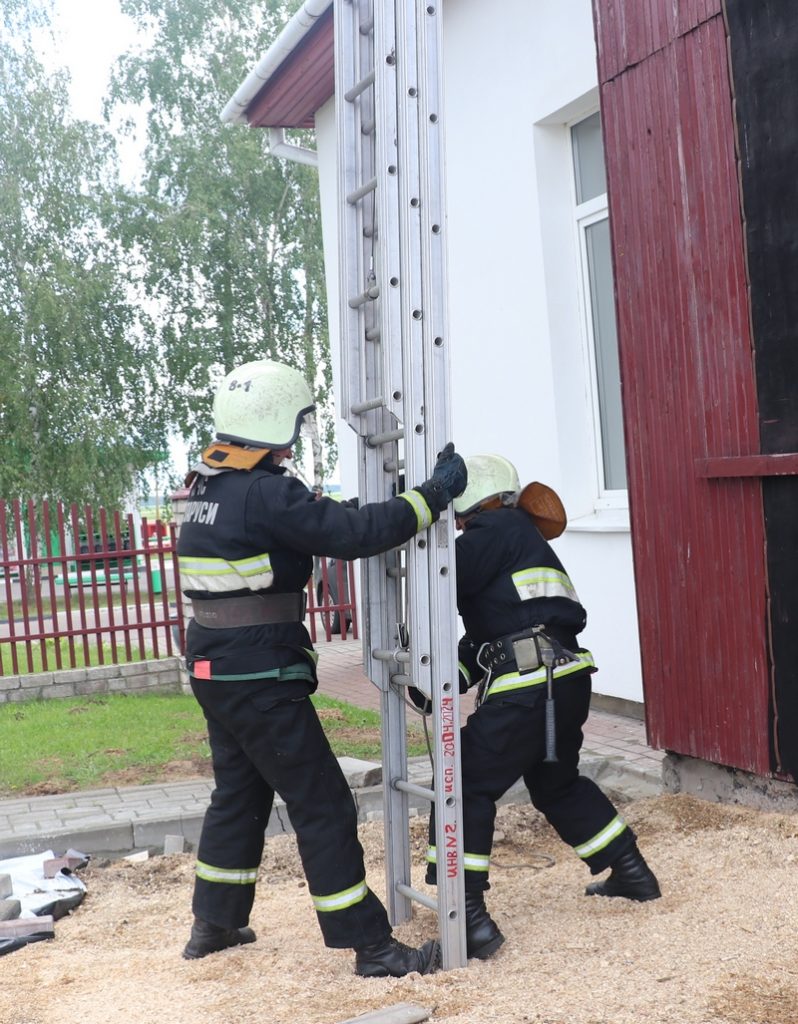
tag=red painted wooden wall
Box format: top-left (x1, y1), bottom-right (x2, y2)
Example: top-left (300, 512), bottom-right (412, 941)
top-left (593, 1), bottom-right (771, 773)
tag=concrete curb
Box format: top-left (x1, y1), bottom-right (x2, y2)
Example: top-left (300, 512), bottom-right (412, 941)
top-left (0, 755), bottom-right (663, 861)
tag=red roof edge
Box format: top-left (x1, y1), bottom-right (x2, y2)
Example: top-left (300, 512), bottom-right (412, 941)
top-left (245, 5), bottom-right (335, 129)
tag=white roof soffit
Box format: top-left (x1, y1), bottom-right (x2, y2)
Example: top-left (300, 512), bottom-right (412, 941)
top-left (220, 0), bottom-right (334, 125)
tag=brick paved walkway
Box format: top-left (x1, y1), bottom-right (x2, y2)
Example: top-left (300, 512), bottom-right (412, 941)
top-left (315, 638), bottom-right (662, 775)
top-left (0, 638), bottom-right (664, 861)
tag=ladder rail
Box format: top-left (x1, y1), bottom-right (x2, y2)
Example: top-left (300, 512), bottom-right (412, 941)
top-left (334, 0), bottom-right (466, 970)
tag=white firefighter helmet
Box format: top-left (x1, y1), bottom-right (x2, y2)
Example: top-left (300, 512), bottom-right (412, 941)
top-left (453, 454), bottom-right (520, 516)
top-left (213, 359), bottom-right (315, 449)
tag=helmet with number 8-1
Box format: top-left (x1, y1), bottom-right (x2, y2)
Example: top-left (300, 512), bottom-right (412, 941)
top-left (213, 359), bottom-right (316, 450)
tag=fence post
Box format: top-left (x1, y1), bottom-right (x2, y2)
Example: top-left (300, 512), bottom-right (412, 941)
top-left (169, 486), bottom-right (192, 694)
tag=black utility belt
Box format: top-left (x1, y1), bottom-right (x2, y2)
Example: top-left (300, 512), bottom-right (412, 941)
top-left (191, 592), bottom-right (306, 629)
top-left (477, 626), bottom-right (578, 675)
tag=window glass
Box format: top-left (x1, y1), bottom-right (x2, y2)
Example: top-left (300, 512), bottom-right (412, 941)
top-left (572, 112), bottom-right (606, 204)
top-left (584, 218), bottom-right (626, 490)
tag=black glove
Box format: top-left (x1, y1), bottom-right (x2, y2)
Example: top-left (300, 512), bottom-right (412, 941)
top-left (415, 443), bottom-right (467, 514)
top-left (408, 686), bottom-right (432, 715)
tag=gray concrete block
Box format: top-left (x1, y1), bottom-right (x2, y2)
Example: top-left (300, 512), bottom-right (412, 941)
top-left (75, 678), bottom-right (111, 695)
top-left (7, 687), bottom-right (42, 701)
top-left (267, 806), bottom-right (290, 836)
top-left (46, 683), bottom-right (79, 700)
top-left (663, 753), bottom-right (798, 811)
top-left (0, 823), bottom-right (134, 860)
top-left (338, 757), bottom-right (383, 789)
top-left (163, 834), bottom-right (185, 855)
top-left (46, 668), bottom-right (87, 686)
top-left (0, 677), bottom-right (21, 692)
top-left (133, 817), bottom-right (184, 848)
top-left (84, 665), bottom-right (121, 682)
top-left (0, 874), bottom-right (11, 899)
top-left (21, 672), bottom-right (54, 689)
top-left (0, 899), bottom-right (21, 921)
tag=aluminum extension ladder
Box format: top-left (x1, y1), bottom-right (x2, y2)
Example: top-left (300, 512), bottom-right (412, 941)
top-left (334, 0), bottom-right (466, 970)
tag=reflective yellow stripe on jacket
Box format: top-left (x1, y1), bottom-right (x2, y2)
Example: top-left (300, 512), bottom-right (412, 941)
top-left (511, 566), bottom-right (579, 603)
top-left (484, 650), bottom-right (595, 700)
top-left (398, 490), bottom-right (434, 531)
top-left (178, 552), bottom-right (274, 592)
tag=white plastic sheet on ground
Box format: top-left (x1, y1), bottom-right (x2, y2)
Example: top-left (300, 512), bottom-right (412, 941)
top-left (0, 849), bottom-right (87, 917)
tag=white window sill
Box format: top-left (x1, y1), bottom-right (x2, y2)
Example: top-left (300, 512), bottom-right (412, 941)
top-left (567, 508), bottom-right (630, 533)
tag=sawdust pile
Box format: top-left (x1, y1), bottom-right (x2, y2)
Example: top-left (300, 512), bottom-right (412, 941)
top-left (1, 794), bottom-right (797, 1024)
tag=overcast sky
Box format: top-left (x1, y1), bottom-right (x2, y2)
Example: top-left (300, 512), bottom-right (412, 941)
top-left (48, 0), bottom-right (135, 122)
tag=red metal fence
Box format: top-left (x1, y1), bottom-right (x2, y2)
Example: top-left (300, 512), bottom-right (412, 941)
top-left (0, 499), bottom-right (184, 677)
top-left (0, 499), bottom-right (359, 677)
top-left (306, 557), bottom-right (359, 644)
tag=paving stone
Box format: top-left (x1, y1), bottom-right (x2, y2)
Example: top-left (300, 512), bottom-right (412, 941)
top-left (163, 835), bottom-right (186, 855)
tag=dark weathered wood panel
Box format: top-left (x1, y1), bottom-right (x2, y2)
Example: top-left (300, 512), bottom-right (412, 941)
top-left (599, 13), bottom-right (769, 772)
top-left (724, 0), bottom-right (798, 781)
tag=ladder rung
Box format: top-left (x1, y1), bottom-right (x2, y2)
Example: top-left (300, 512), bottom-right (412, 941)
top-left (361, 119), bottom-right (376, 136)
top-left (350, 396), bottom-right (385, 414)
top-left (396, 883), bottom-right (438, 913)
top-left (386, 566), bottom-right (406, 579)
top-left (344, 68), bottom-right (375, 103)
top-left (394, 779), bottom-right (435, 803)
top-left (383, 458), bottom-right (405, 473)
top-left (348, 285), bottom-right (380, 309)
top-left (347, 176), bottom-right (378, 205)
top-left (365, 327), bottom-right (380, 341)
top-left (359, 16), bottom-right (374, 35)
top-left (372, 649), bottom-right (411, 663)
top-left (366, 427), bottom-right (404, 447)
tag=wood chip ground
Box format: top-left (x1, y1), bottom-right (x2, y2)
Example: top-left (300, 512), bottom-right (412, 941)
top-left (1, 794), bottom-right (797, 1024)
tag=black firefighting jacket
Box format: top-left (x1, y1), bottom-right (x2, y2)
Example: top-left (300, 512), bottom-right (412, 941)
top-left (177, 462), bottom-right (435, 686)
top-left (455, 507), bottom-right (589, 695)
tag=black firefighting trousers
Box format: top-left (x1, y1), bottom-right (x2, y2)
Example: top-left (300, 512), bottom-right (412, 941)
top-left (426, 671), bottom-right (635, 891)
top-left (190, 676), bottom-right (392, 949)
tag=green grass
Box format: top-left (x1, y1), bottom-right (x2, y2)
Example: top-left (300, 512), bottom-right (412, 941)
top-left (0, 638), bottom-right (147, 675)
top-left (0, 691), bottom-right (429, 796)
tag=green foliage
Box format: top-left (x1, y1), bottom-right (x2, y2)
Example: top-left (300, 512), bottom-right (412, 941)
top-left (0, 25), bottom-right (166, 507)
top-left (108, 0), bottom-right (335, 471)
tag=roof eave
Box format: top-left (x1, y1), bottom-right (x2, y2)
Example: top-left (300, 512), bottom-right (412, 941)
top-left (220, 0), bottom-right (335, 130)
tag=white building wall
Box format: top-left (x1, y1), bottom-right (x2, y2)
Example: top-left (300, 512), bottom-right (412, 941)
top-left (314, 0), bottom-right (644, 704)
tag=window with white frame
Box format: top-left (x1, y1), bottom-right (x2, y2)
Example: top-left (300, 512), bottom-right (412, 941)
top-left (570, 112), bottom-right (627, 502)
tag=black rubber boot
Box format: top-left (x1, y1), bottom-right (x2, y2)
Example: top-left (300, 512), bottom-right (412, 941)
top-left (354, 936), bottom-right (441, 978)
top-left (585, 846), bottom-right (661, 902)
top-left (182, 917), bottom-right (257, 960)
top-left (465, 892), bottom-right (505, 960)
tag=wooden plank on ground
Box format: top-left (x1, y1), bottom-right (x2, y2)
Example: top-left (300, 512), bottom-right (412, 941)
top-left (0, 916), bottom-right (55, 938)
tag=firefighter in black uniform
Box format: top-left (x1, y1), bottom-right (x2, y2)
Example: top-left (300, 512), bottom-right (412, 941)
top-left (421, 454), bottom-right (660, 960)
top-left (177, 358), bottom-right (466, 977)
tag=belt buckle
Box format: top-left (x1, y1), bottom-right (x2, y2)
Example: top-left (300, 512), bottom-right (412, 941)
top-left (512, 636), bottom-right (542, 673)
